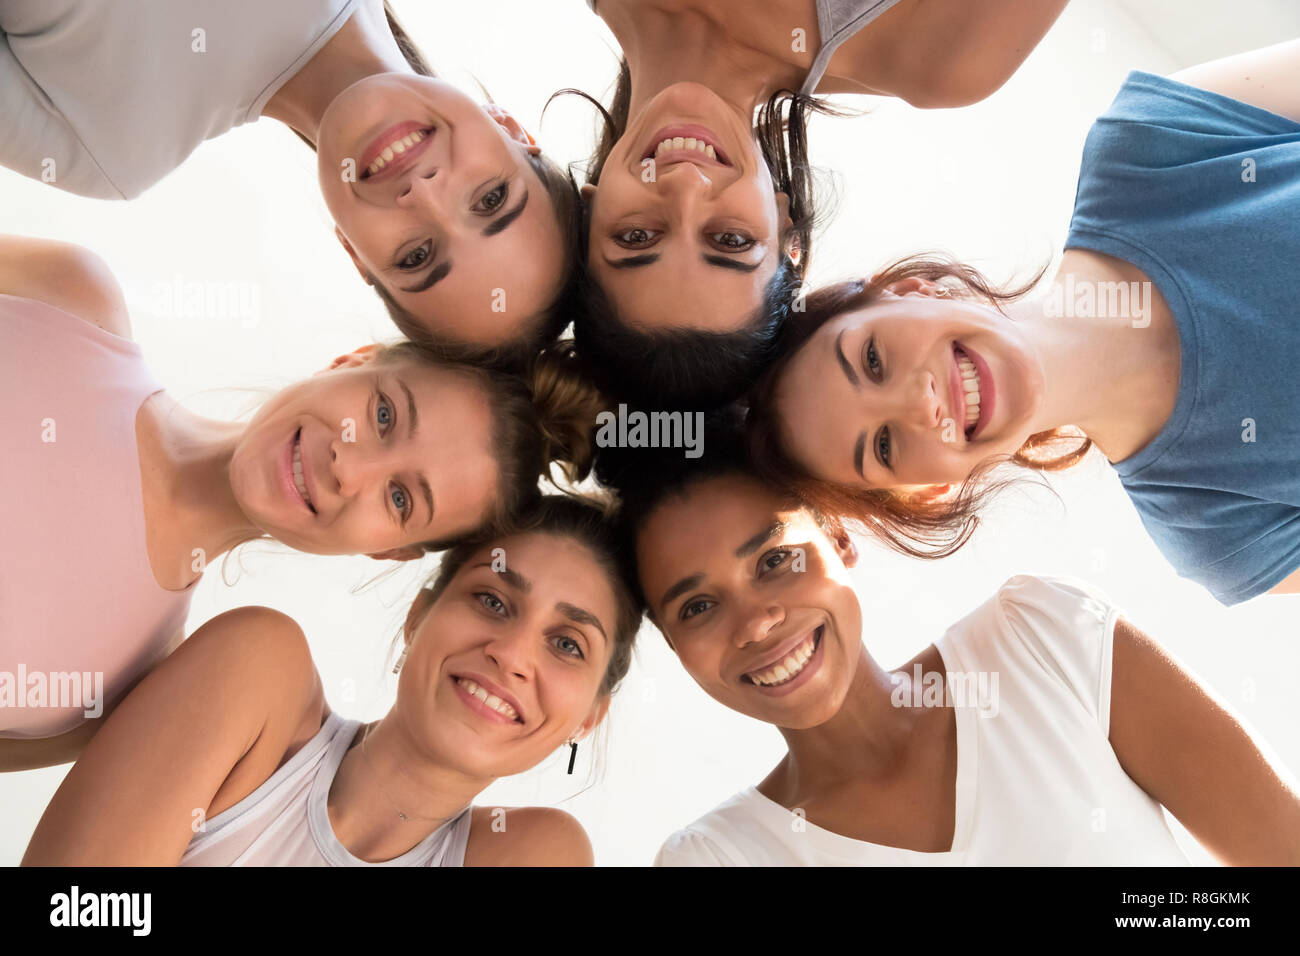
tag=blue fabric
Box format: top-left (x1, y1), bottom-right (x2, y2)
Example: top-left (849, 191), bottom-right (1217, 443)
top-left (1066, 71), bottom-right (1300, 605)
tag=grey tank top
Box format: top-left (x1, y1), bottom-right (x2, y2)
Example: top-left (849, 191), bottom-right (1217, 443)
top-left (180, 711), bottom-right (474, 867)
top-left (582, 0), bottom-right (904, 96)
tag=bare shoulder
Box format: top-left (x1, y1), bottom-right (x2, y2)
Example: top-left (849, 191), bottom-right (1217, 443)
top-left (464, 805), bottom-right (595, 867)
top-left (0, 235), bottom-right (132, 339)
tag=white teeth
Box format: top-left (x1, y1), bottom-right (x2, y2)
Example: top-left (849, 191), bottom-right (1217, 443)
top-left (705, 144), bottom-right (716, 159)
top-left (748, 632), bottom-right (819, 687)
top-left (292, 437), bottom-right (313, 508)
top-left (457, 678), bottom-right (519, 720)
top-left (652, 136), bottom-right (716, 159)
top-left (957, 353), bottom-right (981, 428)
top-left (365, 130), bottom-right (427, 177)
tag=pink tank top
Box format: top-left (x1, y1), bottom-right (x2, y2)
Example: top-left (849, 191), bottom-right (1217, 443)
top-left (0, 294), bottom-right (196, 739)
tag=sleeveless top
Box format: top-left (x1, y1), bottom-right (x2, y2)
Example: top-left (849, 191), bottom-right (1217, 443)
top-left (1067, 72), bottom-right (1300, 605)
top-left (581, 0), bottom-right (902, 96)
top-left (0, 0), bottom-right (361, 199)
top-left (657, 576), bottom-right (1190, 866)
top-left (0, 295), bottom-right (197, 739)
top-left (180, 711), bottom-right (475, 866)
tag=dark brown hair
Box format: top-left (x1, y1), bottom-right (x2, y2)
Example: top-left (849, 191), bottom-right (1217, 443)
top-left (745, 253), bottom-right (1086, 559)
top-left (417, 494), bottom-right (641, 696)
top-left (371, 339), bottom-right (606, 552)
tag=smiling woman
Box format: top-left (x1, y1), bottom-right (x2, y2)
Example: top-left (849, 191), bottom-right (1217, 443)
top-left (0, 235), bottom-right (604, 772)
top-left (22, 496), bottom-right (643, 866)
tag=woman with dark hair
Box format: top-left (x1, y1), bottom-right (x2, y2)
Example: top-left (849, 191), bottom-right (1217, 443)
top-left (0, 235), bottom-right (603, 773)
top-left (0, 0), bottom-right (581, 363)
top-left (571, 0), bottom-right (1070, 408)
top-left (24, 496), bottom-right (642, 866)
top-left (618, 440), bottom-right (1300, 865)
top-left (747, 40), bottom-right (1300, 606)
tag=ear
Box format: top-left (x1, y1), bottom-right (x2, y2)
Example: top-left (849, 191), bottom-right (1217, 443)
top-left (579, 182), bottom-right (597, 202)
top-left (401, 585), bottom-right (438, 644)
top-left (833, 531), bottom-right (858, 569)
top-left (367, 545), bottom-right (426, 563)
top-left (319, 343), bottom-right (382, 374)
top-left (882, 276), bottom-right (943, 298)
top-left (576, 694), bottom-right (613, 739)
top-left (334, 226), bottom-right (373, 285)
top-left (903, 483), bottom-right (954, 505)
top-left (483, 103), bottom-right (541, 155)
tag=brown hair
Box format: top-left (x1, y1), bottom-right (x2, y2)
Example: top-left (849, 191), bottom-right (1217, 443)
top-left (371, 339), bottom-right (606, 552)
top-left (745, 253), bottom-right (1088, 559)
top-left (416, 494), bottom-right (641, 697)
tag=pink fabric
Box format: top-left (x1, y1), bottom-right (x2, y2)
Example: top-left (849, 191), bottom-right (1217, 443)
top-left (0, 294), bottom-right (195, 739)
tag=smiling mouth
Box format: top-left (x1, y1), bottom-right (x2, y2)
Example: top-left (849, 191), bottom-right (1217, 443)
top-left (640, 125), bottom-right (731, 167)
top-left (291, 428), bottom-right (315, 514)
top-left (454, 676), bottom-right (523, 723)
top-left (743, 626), bottom-right (823, 687)
top-left (955, 346), bottom-right (983, 439)
top-left (360, 125), bottom-right (434, 180)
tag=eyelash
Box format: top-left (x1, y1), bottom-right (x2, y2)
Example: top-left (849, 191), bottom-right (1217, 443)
top-left (864, 336), bottom-right (883, 380)
top-left (614, 227), bottom-right (660, 248)
top-left (474, 181), bottom-right (510, 215)
top-left (397, 242), bottom-right (432, 271)
top-left (376, 391), bottom-right (412, 522)
top-left (472, 591), bottom-right (586, 659)
top-left (709, 231), bottom-right (755, 251)
top-left (678, 547), bottom-right (796, 622)
top-left (877, 428), bottom-right (893, 469)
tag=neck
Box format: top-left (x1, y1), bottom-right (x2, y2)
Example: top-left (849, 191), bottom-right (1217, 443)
top-left (262, 0), bottom-right (415, 144)
top-left (774, 644), bottom-right (925, 790)
top-left (146, 395), bottom-right (263, 566)
top-left (1013, 248), bottom-right (1181, 461)
top-left (601, 4), bottom-right (804, 119)
top-left (328, 715), bottom-right (489, 861)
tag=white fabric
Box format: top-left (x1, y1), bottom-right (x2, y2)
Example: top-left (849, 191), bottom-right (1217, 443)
top-left (0, 0), bottom-right (360, 198)
top-left (656, 575), bottom-right (1190, 866)
top-left (180, 711), bottom-right (473, 867)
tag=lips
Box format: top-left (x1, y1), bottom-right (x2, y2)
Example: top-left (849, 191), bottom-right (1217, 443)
top-left (358, 121), bottom-right (434, 181)
top-left (640, 124), bottom-right (731, 168)
top-left (451, 672), bottom-right (526, 725)
top-left (741, 625), bottom-right (824, 688)
top-left (955, 342), bottom-right (996, 440)
top-left (282, 427), bottom-right (315, 515)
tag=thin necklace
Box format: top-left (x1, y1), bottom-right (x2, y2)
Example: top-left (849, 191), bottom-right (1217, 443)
top-left (358, 725), bottom-right (456, 826)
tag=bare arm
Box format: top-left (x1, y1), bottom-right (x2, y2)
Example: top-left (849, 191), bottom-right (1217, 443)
top-left (464, 806), bottom-right (595, 866)
top-left (1108, 616), bottom-right (1300, 864)
top-left (22, 607), bottom-right (323, 865)
top-left (1172, 38), bottom-right (1300, 123)
top-left (1268, 566), bottom-right (1300, 596)
top-left (0, 235), bottom-right (132, 338)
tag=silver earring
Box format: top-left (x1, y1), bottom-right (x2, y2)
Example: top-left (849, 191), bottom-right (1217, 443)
top-left (392, 645), bottom-right (409, 675)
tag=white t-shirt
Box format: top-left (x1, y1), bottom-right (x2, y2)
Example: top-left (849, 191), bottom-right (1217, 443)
top-left (0, 0), bottom-right (360, 199)
top-left (655, 575), bottom-right (1191, 866)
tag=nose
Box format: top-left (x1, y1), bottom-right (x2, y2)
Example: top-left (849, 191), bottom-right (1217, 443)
top-left (329, 435), bottom-right (391, 500)
top-left (733, 599), bottom-right (785, 649)
top-left (395, 170), bottom-right (447, 216)
top-left (484, 626), bottom-right (534, 681)
top-left (655, 160), bottom-right (715, 200)
top-left (909, 371), bottom-right (944, 429)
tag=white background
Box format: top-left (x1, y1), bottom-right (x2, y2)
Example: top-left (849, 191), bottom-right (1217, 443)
top-left (3, 0), bottom-right (1299, 866)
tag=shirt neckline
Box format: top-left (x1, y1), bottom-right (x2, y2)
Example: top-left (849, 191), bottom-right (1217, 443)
top-left (740, 641), bottom-right (976, 860)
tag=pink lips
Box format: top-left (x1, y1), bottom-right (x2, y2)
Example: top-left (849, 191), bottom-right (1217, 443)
top-left (451, 672), bottom-right (525, 726)
top-left (282, 428), bottom-right (315, 515)
top-left (358, 121), bottom-right (433, 182)
top-left (958, 343), bottom-right (996, 441)
top-left (742, 625), bottom-right (825, 698)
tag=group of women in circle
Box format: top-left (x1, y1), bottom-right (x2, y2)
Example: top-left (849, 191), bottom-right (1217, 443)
top-left (3, 0), bottom-right (1298, 865)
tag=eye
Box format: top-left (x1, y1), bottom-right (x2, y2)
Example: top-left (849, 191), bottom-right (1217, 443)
top-left (680, 597), bottom-right (714, 621)
top-left (709, 231), bottom-right (756, 251)
top-left (876, 428), bottom-right (893, 469)
top-left (552, 634), bottom-right (585, 659)
top-left (475, 591), bottom-right (507, 615)
top-left (759, 548), bottom-right (793, 573)
top-left (613, 227), bottom-right (662, 248)
top-left (397, 241), bottom-right (432, 271)
top-left (864, 336), bottom-right (883, 380)
top-left (376, 393), bottom-right (394, 433)
top-left (474, 182), bottom-right (509, 214)
top-left (389, 483), bottom-right (411, 519)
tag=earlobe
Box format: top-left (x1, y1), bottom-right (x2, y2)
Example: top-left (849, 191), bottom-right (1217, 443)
top-left (579, 182), bottom-right (597, 202)
top-left (322, 342), bottom-right (382, 374)
top-left (484, 103), bottom-right (538, 149)
top-left (367, 544), bottom-right (424, 562)
top-left (836, 533), bottom-right (859, 568)
top-left (884, 276), bottom-right (942, 298)
top-left (334, 226), bottom-right (372, 286)
top-left (907, 483), bottom-right (954, 505)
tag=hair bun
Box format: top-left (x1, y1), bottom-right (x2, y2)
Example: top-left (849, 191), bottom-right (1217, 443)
top-left (529, 340), bottom-right (606, 485)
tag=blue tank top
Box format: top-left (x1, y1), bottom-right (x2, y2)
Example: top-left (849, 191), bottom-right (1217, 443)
top-left (1066, 71), bottom-right (1300, 605)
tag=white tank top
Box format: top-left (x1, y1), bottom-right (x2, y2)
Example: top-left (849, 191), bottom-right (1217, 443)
top-left (181, 711), bottom-right (474, 867)
top-left (0, 0), bottom-right (360, 198)
top-left (656, 575), bottom-right (1192, 866)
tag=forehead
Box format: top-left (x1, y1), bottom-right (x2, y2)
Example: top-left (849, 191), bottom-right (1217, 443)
top-left (461, 531), bottom-right (620, 624)
top-left (590, 252), bottom-right (774, 333)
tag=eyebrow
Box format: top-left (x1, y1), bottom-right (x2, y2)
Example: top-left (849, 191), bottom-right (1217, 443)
top-left (481, 190), bottom-right (529, 237)
top-left (603, 253), bottom-right (660, 269)
top-left (736, 521), bottom-right (787, 558)
top-left (475, 562), bottom-right (531, 593)
top-left (702, 255), bottom-right (761, 273)
top-left (557, 602), bottom-right (609, 644)
top-left (399, 259), bottom-right (452, 294)
top-left (835, 330), bottom-right (860, 387)
top-left (854, 432), bottom-right (868, 480)
top-left (658, 573), bottom-right (703, 613)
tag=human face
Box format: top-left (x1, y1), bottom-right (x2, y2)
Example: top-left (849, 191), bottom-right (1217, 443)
top-left (229, 349), bottom-right (499, 557)
top-left (773, 285), bottom-right (1044, 489)
top-left (636, 474), bottom-right (862, 730)
top-left (396, 533), bottom-right (618, 779)
top-left (585, 82), bottom-right (790, 333)
top-left (317, 74), bottom-right (567, 348)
